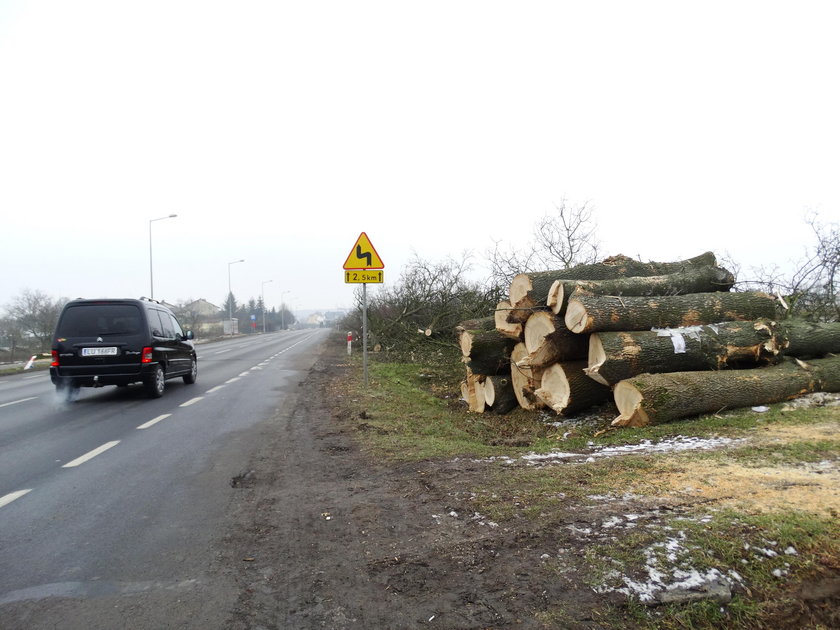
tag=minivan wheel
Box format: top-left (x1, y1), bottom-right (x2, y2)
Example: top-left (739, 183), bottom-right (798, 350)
top-left (183, 357), bottom-right (197, 385)
top-left (144, 365), bottom-right (166, 398)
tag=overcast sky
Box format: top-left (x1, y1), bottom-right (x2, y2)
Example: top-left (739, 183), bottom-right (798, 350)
top-left (1, 1), bottom-right (838, 316)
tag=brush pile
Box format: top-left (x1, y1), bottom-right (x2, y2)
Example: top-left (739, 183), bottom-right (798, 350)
top-left (457, 252), bottom-right (840, 427)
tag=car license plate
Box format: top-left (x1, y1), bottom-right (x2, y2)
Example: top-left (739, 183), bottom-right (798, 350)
top-left (81, 347), bottom-right (119, 357)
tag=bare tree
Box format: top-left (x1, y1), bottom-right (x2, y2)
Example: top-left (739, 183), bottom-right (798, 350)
top-left (348, 252), bottom-right (500, 358)
top-left (486, 199), bottom-right (600, 289)
top-left (736, 212), bottom-right (839, 321)
top-left (5, 289), bottom-right (67, 352)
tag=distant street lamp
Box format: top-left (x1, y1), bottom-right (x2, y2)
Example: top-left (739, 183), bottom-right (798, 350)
top-left (280, 290), bottom-right (290, 330)
top-left (149, 214), bottom-right (177, 299)
top-left (228, 259), bottom-right (245, 334)
top-left (261, 279), bottom-right (273, 333)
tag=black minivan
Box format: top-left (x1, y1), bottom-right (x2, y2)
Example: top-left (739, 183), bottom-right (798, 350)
top-left (50, 298), bottom-right (197, 400)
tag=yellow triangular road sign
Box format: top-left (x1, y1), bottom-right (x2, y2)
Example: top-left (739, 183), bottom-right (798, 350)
top-left (343, 232), bottom-right (384, 269)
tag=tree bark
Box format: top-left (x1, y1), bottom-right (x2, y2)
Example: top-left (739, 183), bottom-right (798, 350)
top-left (484, 374), bottom-right (519, 414)
top-left (535, 360), bottom-right (611, 415)
top-left (508, 252), bottom-right (718, 324)
top-left (586, 320), bottom-right (785, 386)
top-left (779, 320), bottom-right (840, 358)
top-left (494, 301), bottom-right (523, 340)
top-left (547, 265), bottom-right (735, 316)
top-left (565, 290), bottom-right (779, 334)
top-left (522, 311), bottom-right (589, 368)
top-left (612, 355), bottom-right (840, 427)
top-left (510, 342), bottom-right (546, 411)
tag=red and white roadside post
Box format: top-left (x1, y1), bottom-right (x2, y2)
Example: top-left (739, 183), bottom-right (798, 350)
top-left (347, 331), bottom-right (353, 355)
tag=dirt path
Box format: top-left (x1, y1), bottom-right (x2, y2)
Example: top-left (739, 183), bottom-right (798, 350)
top-left (221, 345), bottom-right (619, 629)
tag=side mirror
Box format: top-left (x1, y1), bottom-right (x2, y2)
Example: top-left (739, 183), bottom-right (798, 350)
top-left (185, 330), bottom-right (194, 340)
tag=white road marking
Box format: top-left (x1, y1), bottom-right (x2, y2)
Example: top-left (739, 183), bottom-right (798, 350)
top-left (137, 414), bottom-right (171, 430)
top-left (225, 377), bottom-right (240, 384)
top-left (238, 372), bottom-right (249, 377)
top-left (213, 348), bottom-right (233, 355)
top-left (180, 397), bottom-right (204, 407)
top-left (0, 489), bottom-right (32, 508)
top-left (62, 441), bottom-right (120, 468)
top-left (0, 397), bottom-right (38, 409)
top-left (23, 375), bottom-right (41, 380)
top-left (205, 386), bottom-right (224, 394)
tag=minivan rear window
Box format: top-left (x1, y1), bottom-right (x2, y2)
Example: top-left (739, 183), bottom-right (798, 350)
top-left (57, 304), bottom-right (143, 337)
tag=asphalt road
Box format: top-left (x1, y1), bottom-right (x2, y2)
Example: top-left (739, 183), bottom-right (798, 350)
top-left (0, 328), bottom-right (328, 628)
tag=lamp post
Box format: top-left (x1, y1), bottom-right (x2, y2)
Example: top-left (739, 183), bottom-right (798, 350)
top-left (280, 290), bottom-right (290, 330)
top-left (228, 259), bottom-right (245, 334)
top-left (261, 279), bottom-right (273, 333)
top-left (148, 214), bottom-right (177, 299)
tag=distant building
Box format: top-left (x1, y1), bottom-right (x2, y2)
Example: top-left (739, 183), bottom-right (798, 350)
top-left (323, 310), bottom-right (347, 326)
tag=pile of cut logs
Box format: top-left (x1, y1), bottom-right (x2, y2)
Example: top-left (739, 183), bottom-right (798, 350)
top-left (457, 252), bottom-right (840, 427)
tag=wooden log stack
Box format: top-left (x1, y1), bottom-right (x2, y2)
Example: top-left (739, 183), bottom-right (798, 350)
top-left (456, 251), bottom-right (840, 425)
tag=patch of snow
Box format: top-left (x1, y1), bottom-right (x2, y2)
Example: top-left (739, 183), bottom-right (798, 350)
top-left (470, 436), bottom-right (743, 468)
top-left (594, 531), bottom-right (731, 604)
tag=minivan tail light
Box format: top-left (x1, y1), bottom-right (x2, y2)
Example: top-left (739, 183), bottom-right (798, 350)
top-left (51, 350), bottom-right (59, 367)
top-left (141, 347), bottom-right (153, 363)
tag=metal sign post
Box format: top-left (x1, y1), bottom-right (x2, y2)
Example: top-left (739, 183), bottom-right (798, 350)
top-left (362, 283), bottom-right (368, 387)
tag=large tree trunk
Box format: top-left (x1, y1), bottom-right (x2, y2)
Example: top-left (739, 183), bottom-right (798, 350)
top-left (547, 265), bottom-right (735, 316)
top-left (565, 290), bottom-right (779, 334)
top-left (494, 301), bottom-right (524, 340)
top-left (458, 317), bottom-right (517, 376)
top-left (522, 311), bottom-right (589, 368)
top-left (779, 320), bottom-right (840, 358)
top-left (510, 342), bottom-right (546, 411)
top-left (586, 320), bottom-right (785, 386)
top-left (535, 360), bottom-right (611, 415)
top-left (612, 355), bottom-right (840, 427)
top-left (508, 252), bottom-right (717, 323)
top-left (484, 374), bottom-right (519, 414)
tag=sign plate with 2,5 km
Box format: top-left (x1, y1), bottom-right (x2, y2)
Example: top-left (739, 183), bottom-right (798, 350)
top-left (345, 270), bottom-right (383, 284)
top-left (343, 232), bottom-right (384, 270)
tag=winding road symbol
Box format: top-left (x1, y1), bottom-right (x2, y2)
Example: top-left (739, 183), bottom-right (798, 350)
top-left (343, 232), bottom-right (384, 270)
top-left (356, 244), bottom-right (372, 267)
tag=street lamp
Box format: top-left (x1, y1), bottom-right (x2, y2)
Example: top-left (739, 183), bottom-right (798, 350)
top-left (228, 259), bottom-right (245, 334)
top-left (261, 279), bottom-right (273, 333)
top-left (280, 290), bottom-right (290, 330)
top-left (149, 214), bottom-right (177, 299)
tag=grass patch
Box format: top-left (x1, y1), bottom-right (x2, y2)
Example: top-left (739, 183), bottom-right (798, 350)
top-left (340, 356), bottom-right (552, 460)
top-left (471, 455), bottom-right (675, 522)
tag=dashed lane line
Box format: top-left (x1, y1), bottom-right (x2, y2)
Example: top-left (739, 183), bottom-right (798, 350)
top-left (137, 414), bottom-right (171, 430)
top-left (205, 386), bottom-right (224, 394)
top-left (0, 489), bottom-right (32, 509)
top-left (180, 397), bottom-right (204, 407)
top-left (62, 441), bottom-right (120, 468)
top-left (0, 397), bottom-right (38, 409)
